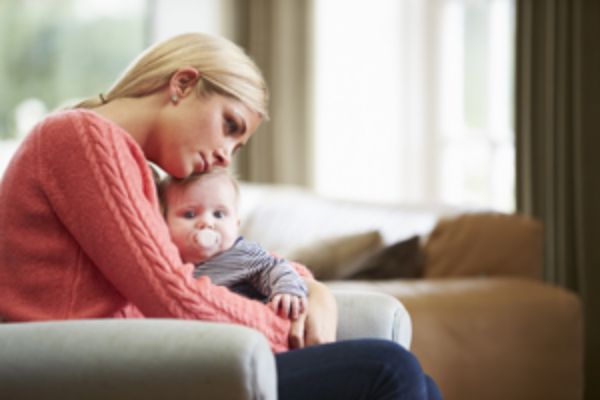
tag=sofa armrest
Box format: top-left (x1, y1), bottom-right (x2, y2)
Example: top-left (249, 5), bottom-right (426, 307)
top-left (332, 289), bottom-right (412, 349)
top-left (0, 291), bottom-right (413, 400)
top-left (0, 319), bottom-right (276, 400)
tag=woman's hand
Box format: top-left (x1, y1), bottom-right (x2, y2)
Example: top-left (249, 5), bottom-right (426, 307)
top-left (288, 278), bottom-right (338, 349)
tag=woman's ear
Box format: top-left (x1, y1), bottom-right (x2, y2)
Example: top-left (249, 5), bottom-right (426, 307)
top-left (169, 67), bottom-right (200, 100)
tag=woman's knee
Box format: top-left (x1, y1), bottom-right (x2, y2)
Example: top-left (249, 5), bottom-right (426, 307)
top-left (276, 339), bottom-right (440, 400)
top-left (380, 342), bottom-right (443, 400)
top-left (363, 339), bottom-right (423, 376)
top-left (361, 339), bottom-right (436, 399)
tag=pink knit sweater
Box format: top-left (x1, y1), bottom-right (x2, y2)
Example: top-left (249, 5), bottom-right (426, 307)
top-left (0, 109), bottom-right (301, 352)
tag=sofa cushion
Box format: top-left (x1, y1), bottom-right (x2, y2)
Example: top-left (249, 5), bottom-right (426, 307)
top-left (286, 231), bottom-right (384, 280)
top-left (423, 212), bottom-right (543, 279)
top-left (350, 235), bottom-right (424, 280)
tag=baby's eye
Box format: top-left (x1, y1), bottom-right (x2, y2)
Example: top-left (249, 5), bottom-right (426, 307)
top-left (213, 210), bottom-right (225, 219)
top-left (183, 210), bottom-right (196, 219)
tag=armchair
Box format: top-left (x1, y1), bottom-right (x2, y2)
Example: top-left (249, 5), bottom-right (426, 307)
top-left (0, 290), bottom-right (411, 400)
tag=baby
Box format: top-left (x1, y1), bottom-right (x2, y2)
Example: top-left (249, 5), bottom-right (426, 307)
top-left (158, 168), bottom-right (307, 319)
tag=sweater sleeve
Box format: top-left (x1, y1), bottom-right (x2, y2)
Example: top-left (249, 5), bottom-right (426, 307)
top-left (264, 262), bottom-right (309, 299)
top-left (232, 241), bottom-right (308, 300)
top-left (269, 252), bottom-right (314, 280)
top-left (38, 111), bottom-right (290, 352)
top-left (289, 261), bottom-right (314, 280)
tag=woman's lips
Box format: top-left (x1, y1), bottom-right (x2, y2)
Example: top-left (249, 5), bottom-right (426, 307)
top-left (193, 154), bottom-right (206, 174)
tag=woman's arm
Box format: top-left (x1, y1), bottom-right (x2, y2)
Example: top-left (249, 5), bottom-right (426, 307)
top-left (39, 111), bottom-right (291, 352)
top-left (289, 278), bottom-right (338, 348)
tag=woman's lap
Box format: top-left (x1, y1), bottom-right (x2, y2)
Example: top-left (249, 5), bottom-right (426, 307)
top-left (275, 339), bottom-right (442, 400)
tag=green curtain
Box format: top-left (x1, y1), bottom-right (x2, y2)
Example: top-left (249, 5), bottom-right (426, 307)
top-left (234, 0), bottom-right (312, 186)
top-left (516, 1), bottom-right (600, 398)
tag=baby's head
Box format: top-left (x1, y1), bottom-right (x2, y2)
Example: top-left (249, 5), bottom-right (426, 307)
top-left (159, 168), bottom-right (240, 264)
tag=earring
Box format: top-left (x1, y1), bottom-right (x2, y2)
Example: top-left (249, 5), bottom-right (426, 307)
top-left (171, 95), bottom-right (179, 104)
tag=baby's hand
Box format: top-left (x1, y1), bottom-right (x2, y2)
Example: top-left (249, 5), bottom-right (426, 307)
top-left (269, 294), bottom-right (307, 320)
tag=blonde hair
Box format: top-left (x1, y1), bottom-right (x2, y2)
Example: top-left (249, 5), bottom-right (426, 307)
top-left (74, 32), bottom-right (269, 118)
top-left (157, 167), bottom-right (240, 217)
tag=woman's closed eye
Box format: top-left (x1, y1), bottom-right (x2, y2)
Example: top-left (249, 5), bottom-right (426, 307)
top-left (224, 117), bottom-right (240, 135)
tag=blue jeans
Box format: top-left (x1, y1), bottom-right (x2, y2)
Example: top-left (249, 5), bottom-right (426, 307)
top-left (276, 339), bottom-right (442, 400)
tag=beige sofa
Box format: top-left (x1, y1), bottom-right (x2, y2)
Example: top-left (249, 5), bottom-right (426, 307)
top-left (239, 183), bottom-right (584, 400)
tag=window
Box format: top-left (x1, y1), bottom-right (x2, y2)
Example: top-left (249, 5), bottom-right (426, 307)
top-left (0, 0), bottom-right (244, 177)
top-left (0, 0), bottom-right (149, 174)
top-left (312, 0), bottom-right (515, 211)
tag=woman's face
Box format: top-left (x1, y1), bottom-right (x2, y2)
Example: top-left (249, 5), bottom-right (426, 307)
top-left (149, 93), bottom-right (261, 179)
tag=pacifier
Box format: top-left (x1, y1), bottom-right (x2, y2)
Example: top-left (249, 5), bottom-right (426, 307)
top-left (194, 229), bottom-right (219, 249)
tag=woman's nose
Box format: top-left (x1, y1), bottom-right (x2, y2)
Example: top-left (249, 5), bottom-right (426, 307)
top-left (213, 148), bottom-right (231, 168)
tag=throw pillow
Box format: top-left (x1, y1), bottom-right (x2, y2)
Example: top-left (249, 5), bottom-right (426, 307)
top-left (423, 212), bottom-right (543, 279)
top-left (287, 231), bottom-right (384, 280)
top-left (350, 235), bottom-right (424, 280)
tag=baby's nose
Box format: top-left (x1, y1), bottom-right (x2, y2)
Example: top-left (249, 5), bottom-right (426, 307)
top-left (196, 218), bottom-right (214, 229)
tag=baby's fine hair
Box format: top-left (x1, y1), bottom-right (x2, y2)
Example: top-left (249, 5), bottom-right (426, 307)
top-left (157, 167), bottom-right (240, 217)
top-left (74, 32), bottom-right (269, 118)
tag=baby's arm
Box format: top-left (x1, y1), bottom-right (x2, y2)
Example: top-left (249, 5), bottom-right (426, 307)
top-left (235, 239), bottom-right (309, 319)
top-left (263, 260), bottom-right (309, 320)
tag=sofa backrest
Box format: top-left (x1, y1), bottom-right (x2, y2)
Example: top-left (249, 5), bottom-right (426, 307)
top-left (239, 182), bottom-right (459, 255)
top-left (239, 183), bottom-right (543, 280)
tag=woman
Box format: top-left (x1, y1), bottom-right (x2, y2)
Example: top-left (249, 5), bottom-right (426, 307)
top-left (0, 32), bottom-right (441, 399)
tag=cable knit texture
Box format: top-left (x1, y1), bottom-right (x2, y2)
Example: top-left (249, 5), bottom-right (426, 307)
top-left (0, 109), bottom-right (306, 353)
